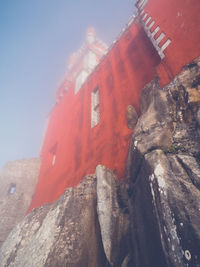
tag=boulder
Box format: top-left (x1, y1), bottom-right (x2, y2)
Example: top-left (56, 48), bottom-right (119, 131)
top-left (96, 165), bottom-right (131, 266)
top-left (0, 168), bottom-right (131, 267)
top-left (126, 57), bottom-right (200, 266)
top-left (126, 105), bottom-right (138, 129)
top-left (0, 175), bottom-right (108, 267)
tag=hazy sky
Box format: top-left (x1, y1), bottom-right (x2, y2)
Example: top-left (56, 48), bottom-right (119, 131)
top-left (0, 0), bottom-right (135, 168)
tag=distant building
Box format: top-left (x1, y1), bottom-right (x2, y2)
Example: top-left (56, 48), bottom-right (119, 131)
top-left (28, 0), bottom-right (200, 211)
top-left (0, 158), bottom-right (40, 247)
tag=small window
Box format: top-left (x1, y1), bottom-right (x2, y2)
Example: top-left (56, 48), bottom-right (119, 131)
top-left (50, 143), bottom-right (57, 167)
top-left (137, 0), bottom-right (149, 10)
top-left (75, 70), bottom-right (88, 94)
top-left (84, 51), bottom-right (97, 71)
top-left (8, 184), bottom-right (16, 194)
top-left (91, 87), bottom-right (100, 128)
top-left (52, 154), bottom-right (56, 166)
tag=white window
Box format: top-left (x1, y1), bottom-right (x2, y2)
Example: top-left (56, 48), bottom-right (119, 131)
top-left (84, 51), bottom-right (97, 71)
top-left (9, 184), bottom-right (16, 194)
top-left (52, 154), bottom-right (56, 166)
top-left (50, 143), bottom-right (57, 167)
top-left (75, 70), bottom-right (89, 94)
top-left (91, 87), bottom-right (100, 128)
top-left (138, 0), bottom-right (149, 10)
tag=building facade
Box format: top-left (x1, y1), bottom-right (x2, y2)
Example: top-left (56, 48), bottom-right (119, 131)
top-left (0, 158), bottom-right (41, 246)
top-left (28, 0), bottom-right (200, 211)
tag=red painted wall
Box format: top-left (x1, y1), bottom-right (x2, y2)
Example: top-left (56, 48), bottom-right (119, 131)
top-left (140, 0), bottom-right (200, 86)
top-left (28, 22), bottom-right (160, 211)
top-left (28, 0), bottom-right (200, 211)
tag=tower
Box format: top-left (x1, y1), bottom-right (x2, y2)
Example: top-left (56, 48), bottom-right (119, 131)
top-left (56, 27), bottom-right (108, 100)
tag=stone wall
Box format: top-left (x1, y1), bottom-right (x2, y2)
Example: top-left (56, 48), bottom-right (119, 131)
top-left (0, 158), bottom-right (41, 247)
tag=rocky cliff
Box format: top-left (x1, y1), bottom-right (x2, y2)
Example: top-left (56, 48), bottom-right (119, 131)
top-left (0, 58), bottom-right (200, 267)
top-left (126, 57), bottom-right (200, 267)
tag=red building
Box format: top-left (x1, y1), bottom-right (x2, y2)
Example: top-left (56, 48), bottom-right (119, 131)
top-left (28, 0), bottom-right (200, 211)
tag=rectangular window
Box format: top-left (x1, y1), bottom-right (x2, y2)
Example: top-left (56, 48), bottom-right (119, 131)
top-left (75, 70), bottom-right (88, 94)
top-left (52, 154), bottom-right (56, 166)
top-left (137, 0), bottom-right (149, 10)
top-left (91, 87), bottom-right (100, 128)
top-left (8, 184), bottom-right (16, 194)
top-left (84, 51), bottom-right (97, 71)
top-left (49, 143), bottom-right (57, 167)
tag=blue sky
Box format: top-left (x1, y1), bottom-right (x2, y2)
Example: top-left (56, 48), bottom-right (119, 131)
top-left (0, 0), bottom-right (135, 168)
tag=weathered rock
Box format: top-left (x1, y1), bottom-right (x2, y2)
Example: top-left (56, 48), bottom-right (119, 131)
top-left (0, 168), bottom-right (131, 267)
top-left (128, 149), bottom-right (200, 267)
top-left (126, 105), bottom-right (138, 129)
top-left (186, 87), bottom-right (200, 104)
top-left (197, 107), bottom-right (200, 126)
top-left (126, 57), bottom-right (200, 266)
top-left (0, 158), bottom-right (41, 248)
top-left (0, 175), bottom-right (108, 267)
top-left (126, 80), bottom-right (174, 182)
top-left (96, 165), bottom-right (131, 266)
top-left (176, 154), bottom-right (200, 190)
top-left (133, 81), bottom-right (173, 155)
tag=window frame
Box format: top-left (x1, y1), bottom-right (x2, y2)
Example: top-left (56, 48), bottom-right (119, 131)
top-left (91, 87), bottom-right (100, 128)
top-left (8, 183), bottom-right (16, 195)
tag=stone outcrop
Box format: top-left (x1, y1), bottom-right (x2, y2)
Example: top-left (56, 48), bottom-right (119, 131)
top-left (126, 105), bottom-right (138, 129)
top-left (126, 57), bottom-right (200, 267)
top-left (0, 174), bottom-right (106, 267)
top-left (96, 165), bottom-right (131, 266)
top-left (0, 168), bottom-right (130, 267)
top-left (0, 158), bottom-right (41, 248)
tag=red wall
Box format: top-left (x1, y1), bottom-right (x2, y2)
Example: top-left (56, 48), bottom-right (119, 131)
top-left (28, 0), bottom-right (200, 211)
top-left (140, 0), bottom-right (200, 86)
top-left (28, 22), bottom-right (160, 211)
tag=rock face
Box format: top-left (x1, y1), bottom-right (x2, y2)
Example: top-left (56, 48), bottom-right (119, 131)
top-left (96, 165), bottom-right (131, 266)
top-left (0, 174), bottom-right (106, 267)
top-left (0, 169), bottom-right (130, 267)
top-left (126, 57), bottom-right (200, 267)
top-left (126, 105), bottom-right (138, 129)
top-left (0, 158), bottom-right (41, 248)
